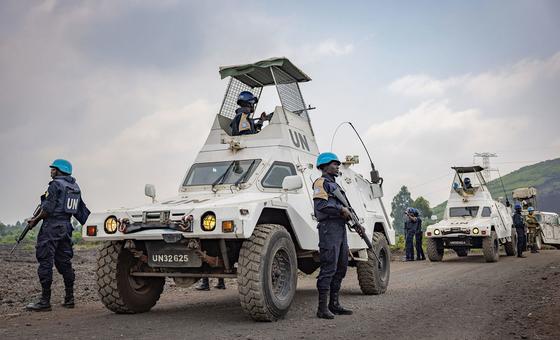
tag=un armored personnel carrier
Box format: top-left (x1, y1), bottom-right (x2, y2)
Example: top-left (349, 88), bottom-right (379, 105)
top-left (83, 58), bottom-right (395, 321)
top-left (425, 166), bottom-right (516, 262)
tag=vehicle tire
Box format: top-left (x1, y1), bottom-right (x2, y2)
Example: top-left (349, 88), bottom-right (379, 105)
top-left (455, 248), bottom-right (469, 257)
top-left (427, 238), bottom-right (444, 262)
top-left (482, 231), bottom-right (500, 262)
top-left (97, 241), bottom-right (165, 314)
top-left (504, 230), bottom-right (517, 256)
top-left (356, 232), bottom-right (391, 295)
top-left (237, 224), bottom-right (298, 322)
top-left (535, 233), bottom-right (543, 250)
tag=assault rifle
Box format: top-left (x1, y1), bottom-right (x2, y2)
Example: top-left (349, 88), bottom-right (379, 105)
top-left (332, 188), bottom-right (381, 266)
top-left (10, 204), bottom-right (41, 256)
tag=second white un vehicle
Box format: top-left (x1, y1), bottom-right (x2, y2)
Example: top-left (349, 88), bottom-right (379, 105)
top-left (425, 166), bottom-right (516, 262)
top-left (83, 58), bottom-right (395, 321)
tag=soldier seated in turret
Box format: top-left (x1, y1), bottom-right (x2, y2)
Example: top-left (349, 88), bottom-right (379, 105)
top-left (230, 91), bottom-right (272, 136)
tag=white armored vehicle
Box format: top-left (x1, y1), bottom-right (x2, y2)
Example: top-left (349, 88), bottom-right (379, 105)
top-left (425, 166), bottom-right (516, 262)
top-left (83, 58), bottom-right (395, 321)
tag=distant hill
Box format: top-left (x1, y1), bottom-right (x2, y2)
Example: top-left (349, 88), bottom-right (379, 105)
top-left (432, 158), bottom-right (560, 218)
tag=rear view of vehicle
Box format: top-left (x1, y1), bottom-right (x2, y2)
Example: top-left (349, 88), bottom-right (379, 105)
top-left (425, 166), bottom-right (516, 262)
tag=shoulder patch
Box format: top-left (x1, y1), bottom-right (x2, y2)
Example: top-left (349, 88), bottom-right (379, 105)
top-left (313, 178), bottom-right (329, 200)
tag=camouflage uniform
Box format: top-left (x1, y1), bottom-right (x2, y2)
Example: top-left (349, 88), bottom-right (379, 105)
top-left (525, 213), bottom-right (540, 253)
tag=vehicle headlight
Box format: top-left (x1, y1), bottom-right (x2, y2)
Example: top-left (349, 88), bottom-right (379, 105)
top-left (434, 229), bottom-right (441, 235)
top-left (201, 212), bottom-right (216, 231)
top-left (472, 227), bottom-right (480, 235)
top-left (104, 216), bottom-right (118, 234)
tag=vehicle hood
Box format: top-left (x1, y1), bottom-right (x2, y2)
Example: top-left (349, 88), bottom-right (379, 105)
top-left (100, 192), bottom-right (283, 215)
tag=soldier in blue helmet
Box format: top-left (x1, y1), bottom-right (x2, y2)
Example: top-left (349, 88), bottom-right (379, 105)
top-left (403, 207), bottom-right (417, 261)
top-left (413, 208), bottom-right (426, 261)
top-left (513, 203), bottom-right (526, 258)
top-left (25, 159), bottom-right (90, 311)
top-left (230, 91), bottom-right (272, 136)
top-left (313, 152), bottom-right (353, 319)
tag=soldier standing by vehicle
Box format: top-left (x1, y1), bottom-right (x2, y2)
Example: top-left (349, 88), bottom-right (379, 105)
top-left (404, 208), bottom-right (416, 261)
top-left (414, 209), bottom-right (426, 261)
top-left (513, 204), bottom-right (526, 258)
top-left (525, 207), bottom-right (540, 253)
top-left (313, 152), bottom-right (353, 319)
top-left (195, 277), bottom-right (226, 291)
top-left (25, 159), bottom-right (90, 311)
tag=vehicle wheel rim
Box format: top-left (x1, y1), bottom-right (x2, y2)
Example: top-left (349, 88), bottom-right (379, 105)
top-left (377, 248), bottom-right (389, 282)
top-left (127, 271), bottom-right (151, 294)
top-left (271, 249), bottom-right (291, 300)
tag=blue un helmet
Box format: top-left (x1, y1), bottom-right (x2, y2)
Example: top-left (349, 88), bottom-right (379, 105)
top-left (316, 152), bottom-right (341, 169)
top-left (50, 159), bottom-right (72, 175)
top-left (514, 203), bottom-right (522, 211)
top-left (528, 207), bottom-right (535, 213)
top-left (237, 91), bottom-right (258, 106)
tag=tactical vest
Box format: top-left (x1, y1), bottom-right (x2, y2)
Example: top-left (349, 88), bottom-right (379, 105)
top-left (49, 178), bottom-right (82, 220)
top-left (313, 177), bottom-right (346, 222)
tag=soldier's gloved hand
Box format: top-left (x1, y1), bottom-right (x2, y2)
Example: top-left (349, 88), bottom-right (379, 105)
top-left (341, 207), bottom-right (351, 220)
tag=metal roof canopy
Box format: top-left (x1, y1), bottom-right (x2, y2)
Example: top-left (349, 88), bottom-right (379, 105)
top-left (452, 166), bottom-right (485, 174)
top-left (219, 57), bottom-right (312, 87)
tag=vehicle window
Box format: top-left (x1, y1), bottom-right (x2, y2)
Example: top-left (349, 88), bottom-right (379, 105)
top-left (261, 162), bottom-right (297, 188)
top-left (183, 160), bottom-right (261, 186)
top-left (481, 207), bottom-right (492, 217)
top-left (449, 206), bottom-right (479, 218)
top-left (535, 213), bottom-right (543, 223)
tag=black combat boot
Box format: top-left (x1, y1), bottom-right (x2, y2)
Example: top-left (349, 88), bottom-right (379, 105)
top-left (195, 277), bottom-right (210, 291)
top-left (62, 286), bottom-right (75, 308)
top-left (316, 291), bottom-right (335, 319)
top-left (214, 278), bottom-right (226, 290)
top-left (328, 291), bottom-right (353, 315)
top-left (26, 288), bottom-right (52, 312)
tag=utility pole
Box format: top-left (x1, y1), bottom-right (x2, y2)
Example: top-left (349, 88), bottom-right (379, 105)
top-left (473, 152), bottom-right (497, 181)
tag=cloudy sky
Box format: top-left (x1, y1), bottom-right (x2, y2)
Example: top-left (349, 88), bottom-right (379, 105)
top-left (1, 0), bottom-right (559, 224)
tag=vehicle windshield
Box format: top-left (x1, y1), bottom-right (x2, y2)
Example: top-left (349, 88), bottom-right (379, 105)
top-left (183, 160), bottom-right (261, 186)
top-left (449, 206), bottom-right (480, 218)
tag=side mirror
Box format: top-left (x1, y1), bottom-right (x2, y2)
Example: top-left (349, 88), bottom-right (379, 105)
top-left (282, 175), bottom-right (303, 191)
top-left (145, 184), bottom-right (156, 202)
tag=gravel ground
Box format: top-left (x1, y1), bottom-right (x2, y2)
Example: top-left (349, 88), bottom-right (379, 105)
top-left (1, 245), bottom-right (559, 339)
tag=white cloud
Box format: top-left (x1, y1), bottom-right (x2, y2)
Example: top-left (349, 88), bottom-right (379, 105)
top-left (389, 52), bottom-right (560, 100)
top-left (388, 75), bottom-right (447, 97)
top-left (374, 53), bottom-right (560, 209)
top-left (315, 39), bottom-right (354, 57)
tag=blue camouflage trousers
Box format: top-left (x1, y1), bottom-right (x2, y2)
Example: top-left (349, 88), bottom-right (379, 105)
top-left (36, 220), bottom-right (75, 289)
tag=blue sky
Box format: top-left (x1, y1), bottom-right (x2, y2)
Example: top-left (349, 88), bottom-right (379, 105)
top-left (1, 0), bottom-right (559, 223)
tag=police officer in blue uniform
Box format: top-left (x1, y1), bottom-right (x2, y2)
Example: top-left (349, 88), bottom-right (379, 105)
top-left (413, 208), bottom-right (426, 261)
top-left (25, 159), bottom-right (90, 311)
top-left (513, 203), bottom-right (527, 258)
top-left (404, 208), bottom-right (416, 261)
top-left (313, 152), bottom-right (353, 319)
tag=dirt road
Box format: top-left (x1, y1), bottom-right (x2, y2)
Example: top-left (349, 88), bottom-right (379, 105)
top-left (1, 248), bottom-right (559, 340)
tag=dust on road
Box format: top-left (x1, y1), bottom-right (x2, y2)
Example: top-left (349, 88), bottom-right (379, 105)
top-left (1, 246), bottom-right (559, 340)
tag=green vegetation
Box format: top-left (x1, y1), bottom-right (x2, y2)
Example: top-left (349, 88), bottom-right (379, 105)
top-left (390, 186), bottom-right (435, 235)
top-left (0, 220), bottom-right (92, 248)
top-left (432, 158), bottom-right (560, 218)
